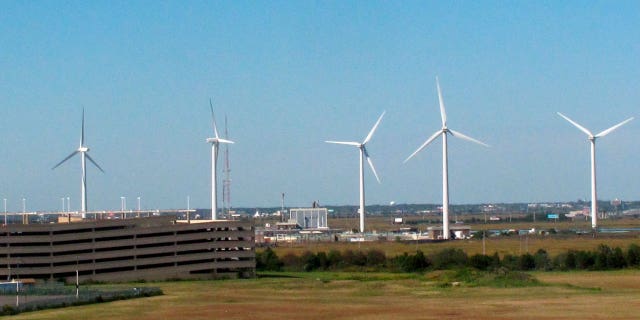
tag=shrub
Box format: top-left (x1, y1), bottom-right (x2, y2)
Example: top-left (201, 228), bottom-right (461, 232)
top-left (610, 247), bottom-right (626, 269)
top-left (430, 248), bottom-right (467, 270)
top-left (301, 251), bottom-right (320, 271)
top-left (469, 254), bottom-right (493, 271)
top-left (343, 250), bottom-right (367, 267)
top-left (280, 253), bottom-right (303, 271)
top-left (365, 249), bottom-right (386, 268)
top-left (533, 249), bottom-right (551, 271)
top-left (256, 248), bottom-right (283, 271)
top-left (518, 253), bottom-right (535, 271)
top-left (393, 250), bottom-right (429, 272)
top-left (627, 244), bottom-right (640, 267)
top-left (326, 250), bottom-right (343, 269)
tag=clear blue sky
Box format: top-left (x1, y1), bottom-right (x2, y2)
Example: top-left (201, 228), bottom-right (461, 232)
top-left (1, 1), bottom-right (639, 212)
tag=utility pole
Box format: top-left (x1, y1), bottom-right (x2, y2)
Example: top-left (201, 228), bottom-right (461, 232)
top-left (187, 195), bottom-right (191, 224)
top-left (281, 193), bottom-right (285, 222)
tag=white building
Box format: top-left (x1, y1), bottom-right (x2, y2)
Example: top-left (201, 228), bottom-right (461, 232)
top-left (289, 208), bottom-right (328, 229)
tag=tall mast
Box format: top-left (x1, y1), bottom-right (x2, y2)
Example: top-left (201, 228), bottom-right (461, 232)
top-left (222, 115), bottom-right (232, 217)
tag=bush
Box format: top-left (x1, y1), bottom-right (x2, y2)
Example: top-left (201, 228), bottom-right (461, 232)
top-left (343, 250), bottom-right (367, 267)
top-left (518, 253), bottom-right (535, 271)
top-left (574, 250), bottom-right (595, 270)
top-left (365, 249), bottom-right (387, 268)
top-left (256, 248), bottom-right (283, 271)
top-left (393, 250), bottom-right (429, 272)
top-left (533, 249), bottom-right (551, 271)
top-left (469, 254), bottom-right (493, 271)
top-left (627, 244), bottom-right (640, 267)
top-left (280, 253), bottom-right (303, 271)
top-left (327, 250), bottom-right (343, 269)
top-left (430, 248), bottom-right (467, 270)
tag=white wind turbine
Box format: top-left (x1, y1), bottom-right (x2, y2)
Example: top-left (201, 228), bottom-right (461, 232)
top-left (557, 112), bottom-right (633, 230)
top-left (206, 99), bottom-right (234, 220)
top-left (326, 111), bottom-right (385, 233)
top-left (52, 109), bottom-right (104, 218)
top-left (404, 77), bottom-right (488, 240)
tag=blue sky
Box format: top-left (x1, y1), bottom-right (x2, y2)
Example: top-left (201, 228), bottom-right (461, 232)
top-left (1, 1), bottom-right (639, 211)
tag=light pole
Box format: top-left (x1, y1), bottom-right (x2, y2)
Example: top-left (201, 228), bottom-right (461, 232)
top-left (137, 196), bottom-right (141, 218)
top-left (67, 197), bottom-right (70, 213)
top-left (120, 197), bottom-right (126, 219)
top-left (3, 198), bottom-right (7, 225)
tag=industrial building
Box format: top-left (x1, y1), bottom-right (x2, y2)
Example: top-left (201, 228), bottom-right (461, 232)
top-left (288, 208), bottom-right (329, 229)
top-left (0, 216), bottom-right (255, 282)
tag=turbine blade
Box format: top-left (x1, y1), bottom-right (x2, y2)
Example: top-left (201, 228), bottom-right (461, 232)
top-left (364, 148), bottom-right (381, 184)
top-left (449, 129), bottom-right (490, 147)
top-left (436, 77), bottom-right (447, 127)
top-left (325, 140), bottom-right (361, 147)
top-left (595, 117), bottom-right (634, 138)
top-left (404, 130), bottom-right (442, 163)
top-left (52, 151), bottom-right (79, 170)
top-left (85, 154), bottom-right (105, 173)
top-left (217, 138), bottom-right (235, 144)
top-left (209, 98), bottom-right (220, 139)
top-left (81, 108), bottom-right (85, 147)
top-left (363, 111), bottom-right (386, 144)
top-left (557, 112), bottom-right (593, 137)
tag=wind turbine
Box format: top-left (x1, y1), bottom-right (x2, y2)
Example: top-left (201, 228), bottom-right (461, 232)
top-left (206, 99), bottom-right (234, 220)
top-left (52, 109), bottom-right (104, 219)
top-left (326, 111), bottom-right (385, 233)
top-left (557, 112), bottom-right (633, 230)
top-left (404, 77), bottom-right (488, 240)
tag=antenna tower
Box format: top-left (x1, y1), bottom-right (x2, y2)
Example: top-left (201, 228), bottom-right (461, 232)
top-left (222, 115), bottom-right (232, 217)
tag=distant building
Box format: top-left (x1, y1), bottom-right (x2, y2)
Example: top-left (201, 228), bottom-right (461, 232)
top-left (426, 225), bottom-right (471, 240)
top-left (289, 208), bottom-right (328, 229)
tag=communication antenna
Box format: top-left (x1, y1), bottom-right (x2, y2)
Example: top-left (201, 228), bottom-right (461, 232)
top-left (222, 115), bottom-right (232, 218)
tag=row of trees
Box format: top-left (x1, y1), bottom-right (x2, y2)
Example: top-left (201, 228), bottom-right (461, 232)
top-left (256, 244), bottom-right (640, 273)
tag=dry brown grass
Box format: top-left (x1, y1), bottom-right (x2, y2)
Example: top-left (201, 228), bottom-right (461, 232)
top-left (270, 233), bottom-right (640, 258)
top-left (10, 271), bottom-right (640, 320)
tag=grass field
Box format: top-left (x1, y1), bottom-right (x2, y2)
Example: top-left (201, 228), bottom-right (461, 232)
top-left (9, 270), bottom-right (640, 320)
top-left (269, 233), bottom-right (640, 259)
top-left (263, 216), bottom-right (640, 258)
top-left (8, 217), bottom-right (640, 319)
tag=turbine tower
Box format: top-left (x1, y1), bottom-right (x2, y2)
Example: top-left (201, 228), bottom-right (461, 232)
top-left (206, 99), bottom-right (234, 220)
top-left (326, 111), bottom-right (385, 233)
top-left (52, 109), bottom-right (104, 219)
top-left (404, 77), bottom-right (488, 240)
top-left (557, 112), bottom-right (633, 230)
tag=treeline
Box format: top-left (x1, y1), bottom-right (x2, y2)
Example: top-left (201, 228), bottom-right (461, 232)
top-left (256, 243), bottom-right (640, 273)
